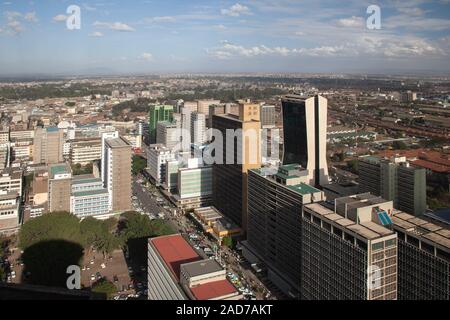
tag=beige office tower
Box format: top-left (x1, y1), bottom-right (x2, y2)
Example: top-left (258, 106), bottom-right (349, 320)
top-left (34, 127), bottom-right (64, 165)
top-left (48, 163), bottom-right (72, 213)
top-left (103, 137), bottom-right (132, 213)
top-left (197, 100), bottom-right (221, 116)
top-left (212, 102), bottom-right (261, 235)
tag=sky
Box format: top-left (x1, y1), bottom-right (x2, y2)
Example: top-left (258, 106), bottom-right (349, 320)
top-left (0, 0), bottom-right (449, 76)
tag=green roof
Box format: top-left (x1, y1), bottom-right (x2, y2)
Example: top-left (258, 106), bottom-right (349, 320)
top-left (73, 189), bottom-right (109, 198)
top-left (50, 165), bottom-right (70, 177)
top-left (72, 178), bottom-right (102, 185)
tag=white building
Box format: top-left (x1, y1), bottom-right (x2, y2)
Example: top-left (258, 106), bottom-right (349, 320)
top-left (147, 144), bottom-right (176, 185)
top-left (191, 112), bottom-right (206, 145)
top-left (0, 191), bottom-right (20, 236)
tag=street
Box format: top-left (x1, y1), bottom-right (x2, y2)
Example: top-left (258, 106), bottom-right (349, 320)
top-left (132, 173), bottom-right (279, 300)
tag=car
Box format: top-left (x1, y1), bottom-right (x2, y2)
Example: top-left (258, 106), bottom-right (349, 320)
top-left (90, 275), bottom-right (96, 281)
top-left (100, 263), bottom-right (106, 269)
top-left (89, 260), bottom-right (94, 265)
top-left (113, 275), bottom-right (119, 282)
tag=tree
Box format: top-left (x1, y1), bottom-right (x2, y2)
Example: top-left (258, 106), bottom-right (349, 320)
top-left (91, 278), bottom-right (117, 300)
top-left (392, 141), bottom-right (407, 150)
top-left (222, 236), bottom-right (234, 249)
top-left (19, 212), bottom-right (85, 250)
top-left (80, 217), bottom-right (120, 259)
top-left (132, 155), bottom-right (146, 175)
top-left (119, 212), bottom-right (174, 265)
top-left (347, 160), bottom-right (359, 174)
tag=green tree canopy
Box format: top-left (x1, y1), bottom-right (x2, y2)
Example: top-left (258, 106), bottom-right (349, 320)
top-left (132, 155), bottom-right (147, 175)
top-left (19, 212), bottom-right (85, 250)
top-left (91, 278), bottom-right (117, 300)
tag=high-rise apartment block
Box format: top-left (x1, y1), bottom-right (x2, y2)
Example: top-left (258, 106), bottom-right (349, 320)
top-left (281, 95), bottom-right (329, 187)
top-left (33, 127), bottom-right (64, 165)
top-left (48, 163), bottom-right (72, 213)
top-left (191, 112), bottom-right (206, 145)
top-left (302, 194), bottom-right (398, 300)
top-left (147, 144), bottom-right (176, 186)
top-left (400, 91), bottom-right (417, 103)
top-left (156, 121), bottom-right (180, 150)
top-left (391, 212), bottom-right (449, 300)
top-left (260, 104), bottom-right (276, 128)
top-left (212, 102), bottom-right (261, 232)
top-left (102, 137), bottom-right (132, 213)
top-left (197, 100), bottom-right (221, 116)
top-left (359, 156), bottom-right (427, 216)
top-left (70, 175), bottom-right (110, 218)
top-left (244, 165), bottom-right (324, 298)
top-left (148, 104), bottom-right (174, 144)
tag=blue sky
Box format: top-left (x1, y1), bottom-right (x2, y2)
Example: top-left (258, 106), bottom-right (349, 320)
top-left (0, 0), bottom-right (449, 75)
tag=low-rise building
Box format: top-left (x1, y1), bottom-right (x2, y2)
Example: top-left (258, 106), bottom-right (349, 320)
top-left (70, 138), bottom-right (102, 164)
top-left (70, 175), bottom-right (110, 219)
top-left (0, 191), bottom-right (21, 236)
top-left (148, 234), bottom-right (242, 300)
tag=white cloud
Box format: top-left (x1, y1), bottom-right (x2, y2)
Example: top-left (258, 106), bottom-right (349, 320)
top-left (5, 11), bottom-right (21, 21)
top-left (94, 21), bottom-right (135, 32)
top-left (221, 3), bottom-right (252, 17)
top-left (336, 16), bottom-right (365, 28)
top-left (7, 20), bottom-right (23, 34)
top-left (214, 24), bottom-right (227, 30)
top-left (89, 31), bottom-right (104, 37)
top-left (24, 12), bottom-right (38, 23)
top-left (140, 53), bottom-right (154, 61)
top-left (147, 16), bottom-right (177, 23)
top-left (206, 36), bottom-right (447, 60)
top-left (53, 14), bottom-right (67, 22)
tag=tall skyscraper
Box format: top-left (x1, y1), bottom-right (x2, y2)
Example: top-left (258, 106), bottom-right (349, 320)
top-left (391, 211), bottom-right (450, 300)
top-left (180, 105), bottom-right (192, 152)
top-left (48, 163), bottom-right (72, 213)
top-left (197, 100), bottom-right (221, 116)
top-left (281, 95), bottom-right (329, 187)
top-left (260, 104), bottom-right (276, 128)
top-left (191, 112), bottom-right (206, 145)
top-left (102, 137), bottom-right (132, 213)
top-left (244, 166), bottom-right (325, 298)
top-left (33, 127), bottom-right (64, 165)
top-left (212, 102), bottom-right (261, 233)
top-left (156, 121), bottom-right (180, 150)
top-left (359, 156), bottom-right (427, 216)
top-left (148, 104), bottom-right (174, 144)
top-left (302, 195), bottom-right (398, 300)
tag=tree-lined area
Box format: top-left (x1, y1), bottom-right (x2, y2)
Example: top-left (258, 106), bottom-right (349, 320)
top-left (18, 211), bottom-right (174, 287)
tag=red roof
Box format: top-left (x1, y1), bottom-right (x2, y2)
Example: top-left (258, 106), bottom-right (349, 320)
top-left (190, 279), bottom-right (238, 300)
top-left (151, 235), bottom-right (201, 280)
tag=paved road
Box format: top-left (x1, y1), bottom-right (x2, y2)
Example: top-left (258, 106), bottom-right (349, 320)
top-left (132, 174), bottom-right (278, 300)
top-left (132, 180), bottom-right (161, 216)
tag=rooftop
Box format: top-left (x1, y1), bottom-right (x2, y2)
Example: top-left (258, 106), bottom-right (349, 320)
top-left (150, 234), bottom-right (201, 281)
top-left (73, 189), bottom-right (109, 198)
top-left (49, 164), bottom-right (71, 178)
top-left (304, 202), bottom-right (395, 241)
top-left (190, 280), bottom-right (237, 300)
top-left (181, 259), bottom-right (223, 278)
top-left (251, 166), bottom-right (321, 196)
top-left (105, 137), bottom-right (130, 148)
top-left (392, 211), bottom-right (450, 250)
top-left (72, 176), bottom-right (102, 185)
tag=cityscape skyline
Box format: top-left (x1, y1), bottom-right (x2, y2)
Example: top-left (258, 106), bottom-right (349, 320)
top-left (1, 0), bottom-right (450, 75)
